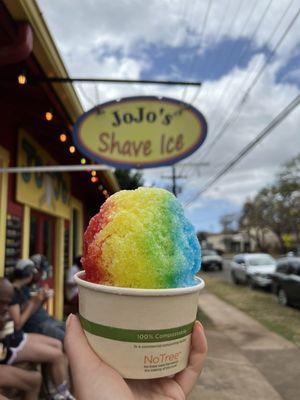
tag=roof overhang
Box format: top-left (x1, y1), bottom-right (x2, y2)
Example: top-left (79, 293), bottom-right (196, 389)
top-left (3, 0), bottom-right (82, 123)
top-left (2, 0), bottom-right (120, 193)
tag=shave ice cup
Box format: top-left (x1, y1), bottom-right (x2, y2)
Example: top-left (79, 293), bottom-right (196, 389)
top-left (75, 271), bottom-right (204, 379)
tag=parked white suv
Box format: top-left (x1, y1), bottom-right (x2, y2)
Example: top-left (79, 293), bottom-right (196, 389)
top-left (230, 253), bottom-right (276, 288)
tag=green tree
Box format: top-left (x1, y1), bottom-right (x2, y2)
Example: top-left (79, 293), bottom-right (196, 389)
top-left (114, 169), bottom-right (144, 190)
top-left (239, 200), bottom-right (268, 251)
top-left (219, 213), bottom-right (239, 233)
top-left (239, 154), bottom-right (300, 253)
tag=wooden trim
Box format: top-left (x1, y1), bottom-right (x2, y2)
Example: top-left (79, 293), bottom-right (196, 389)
top-left (21, 204), bottom-right (30, 258)
top-left (0, 146), bottom-right (9, 276)
top-left (54, 217), bottom-right (64, 319)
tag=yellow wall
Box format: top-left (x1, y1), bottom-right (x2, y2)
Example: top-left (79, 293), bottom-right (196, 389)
top-left (17, 130), bottom-right (71, 219)
top-left (0, 146), bottom-right (9, 277)
top-left (54, 217), bottom-right (64, 319)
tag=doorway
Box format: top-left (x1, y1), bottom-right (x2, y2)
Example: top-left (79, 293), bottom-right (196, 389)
top-left (29, 209), bottom-right (55, 266)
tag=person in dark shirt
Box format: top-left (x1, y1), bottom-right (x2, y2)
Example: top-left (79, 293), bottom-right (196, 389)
top-left (0, 277), bottom-right (74, 400)
top-left (10, 258), bottom-right (65, 342)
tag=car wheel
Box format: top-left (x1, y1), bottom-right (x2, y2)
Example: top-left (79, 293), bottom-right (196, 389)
top-left (210, 262), bottom-right (219, 271)
top-left (231, 272), bottom-right (239, 285)
top-left (278, 288), bottom-right (288, 306)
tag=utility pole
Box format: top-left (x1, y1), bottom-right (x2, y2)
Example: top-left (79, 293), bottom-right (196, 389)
top-left (162, 162), bottom-right (209, 196)
top-left (172, 166), bottom-right (177, 196)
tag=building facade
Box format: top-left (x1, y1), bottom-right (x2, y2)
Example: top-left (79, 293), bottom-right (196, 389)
top-left (0, 0), bottom-right (119, 318)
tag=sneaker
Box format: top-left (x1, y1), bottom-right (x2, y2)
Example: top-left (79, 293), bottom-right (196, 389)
top-left (51, 394), bottom-right (65, 400)
top-left (65, 393), bottom-right (76, 400)
top-left (52, 393), bottom-right (75, 400)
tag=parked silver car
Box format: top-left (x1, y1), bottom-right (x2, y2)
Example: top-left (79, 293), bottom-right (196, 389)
top-left (230, 253), bottom-right (276, 288)
top-left (201, 249), bottom-right (223, 271)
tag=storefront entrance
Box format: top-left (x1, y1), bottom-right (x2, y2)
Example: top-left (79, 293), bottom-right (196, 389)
top-left (29, 209), bottom-right (55, 266)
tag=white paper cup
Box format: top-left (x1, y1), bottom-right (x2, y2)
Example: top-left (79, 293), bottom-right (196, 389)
top-left (74, 271), bottom-right (204, 379)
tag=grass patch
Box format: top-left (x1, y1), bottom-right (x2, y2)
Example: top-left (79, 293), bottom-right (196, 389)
top-left (196, 307), bottom-right (214, 330)
top-left (199, 272), bottom-right (300, 347)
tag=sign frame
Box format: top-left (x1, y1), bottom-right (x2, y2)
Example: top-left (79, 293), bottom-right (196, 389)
top-left (72, 96), bottom-right (208, 169)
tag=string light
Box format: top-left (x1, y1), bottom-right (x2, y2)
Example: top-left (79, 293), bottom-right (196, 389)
top-left (91, 176), bottom-right (98, 183)
top-left (91, 170), bottom-right (96, 176)
top-left (59, 133), bottom-right (67, 142)
top-left (45, 111), bottom-right (53, 121)
top-left (69, 146), bottom-right (76, 153)
top-left (103, 189), bottom-right (109, 198)
top-left (80, 158), bottom-right (86, 164)
top-left (18, 73), bottom-right (26, 85)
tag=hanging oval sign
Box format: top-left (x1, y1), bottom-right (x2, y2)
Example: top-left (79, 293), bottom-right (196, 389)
top-left (72, 96), bottom-right (208, 169)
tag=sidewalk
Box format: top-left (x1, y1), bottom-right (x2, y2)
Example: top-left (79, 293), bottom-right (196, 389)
top-left (188, 292), bottom-right (300, 400)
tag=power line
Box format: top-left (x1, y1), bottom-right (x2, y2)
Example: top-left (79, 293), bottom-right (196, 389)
top-left (189, 0), bottom-right (259, 106)
top-left (182, 0), bottom-right (214, 102)
top-left (202, 2), bottom-right (300, 161)
top-left (180, 0), bottom-right (251, 179)
top-left (185, 0), bottom-right (232, 106)
top-left (207, 0), bottom-right (295, 139)
top-left (205, 0), bottom-right (275, 124)
top-left (183, 92), bottom-right (300, 207)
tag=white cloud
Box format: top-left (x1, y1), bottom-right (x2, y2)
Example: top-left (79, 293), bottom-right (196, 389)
top-left (37, 0), bottom-right (300, 231)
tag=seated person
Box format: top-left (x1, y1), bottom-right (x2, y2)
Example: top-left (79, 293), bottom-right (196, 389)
top-left (10, 258), bottom-right (65, 342)
top-left (0, 365), bottom-right (41, 400)
top-left (65, 256), bottom-right (82, 306)
top-left (0, 277), bottom-right (74, 400)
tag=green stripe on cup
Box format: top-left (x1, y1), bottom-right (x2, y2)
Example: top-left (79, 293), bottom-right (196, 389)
top-left (80, 315), bottom-right (194, 343)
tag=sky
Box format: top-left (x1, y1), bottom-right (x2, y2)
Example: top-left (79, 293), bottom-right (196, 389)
top-left (38, 0), bottom-right (300, 232)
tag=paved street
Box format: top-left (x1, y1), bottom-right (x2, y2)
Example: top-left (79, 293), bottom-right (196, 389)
top-left (188, 292), bottom-right (300, 400)
top-left (206, 257), bottom-right (232, 283)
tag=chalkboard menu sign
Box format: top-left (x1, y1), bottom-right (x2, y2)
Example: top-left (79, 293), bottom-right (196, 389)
top-left (5, 215), bottom-right (22, 277)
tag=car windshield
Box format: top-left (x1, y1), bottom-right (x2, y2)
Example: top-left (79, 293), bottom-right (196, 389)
top-left (203, 250), bottom-right (217, 256)
top-left (248, 256), bottom-right (274, 266)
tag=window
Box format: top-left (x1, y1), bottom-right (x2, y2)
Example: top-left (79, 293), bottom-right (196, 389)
top-left (247, 255), bottom-right (275, 266)
top-left (290, 260), bottom-right (300, 275)
top-left (276, 261), bottom-right (289, 274)
top-left (234, 256), bottom-right (245, 264)
top-left (43, 219), bottom-right (53, 264)
top-left (203, 250), bottom-right (218, 256)
top-left (72, 208), bottom-right (78, 262)
top-left (29, 215), bottom-right (38, 256)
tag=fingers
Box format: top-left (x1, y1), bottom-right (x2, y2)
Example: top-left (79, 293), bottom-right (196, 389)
top-left (64, 314), bottom-right (102, 374)
top-left (65, 314), bottom-right (106, 399)
top-left (174, 320), bottom-right (207, 396)
top-left (64, 314), bottom-right (133, 400)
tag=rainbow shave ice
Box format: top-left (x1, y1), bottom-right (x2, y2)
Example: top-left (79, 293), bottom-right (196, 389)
top-left (82, 187), bottom-right (201, 288)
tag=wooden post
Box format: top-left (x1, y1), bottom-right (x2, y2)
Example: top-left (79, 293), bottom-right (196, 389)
top-left (21, 205), bottom-right (30, 258)
top-left (0, 146), bottom-right (9, 276)
top-left (54, 217), bottom-right (64, 319)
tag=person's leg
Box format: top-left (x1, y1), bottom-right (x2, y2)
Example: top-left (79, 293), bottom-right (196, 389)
top-left (14, 334), bottom-right (67, 387)
top-left (27, 333), bottom-right (62, 351)
top-left (0, 365), bottom-right (41, 400)
top-left (39, 319), bottom-right (65, 342)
